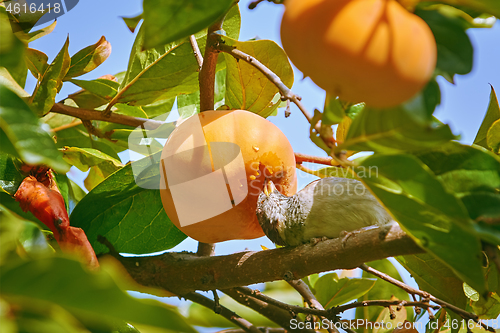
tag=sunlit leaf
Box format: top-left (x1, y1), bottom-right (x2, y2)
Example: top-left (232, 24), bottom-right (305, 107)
top-left (356, 259), bottom-right (412, 332)
top-left (0, 257), bottom-right (196, 332)
top-left (116, 6), bottom-right (239, 107)
top-left (0, 67), bottom-right (29, 97)
top-left (69, 78), bottom-right (120, 99)
top-left (25, 48), bottom-right (49, 80)
top-left (0, 85), bottom-right (69, 172)
top-left (487, 119), bottom-right (500, 153)
top-left (416, 9), bottom-right (473, 82)
top-left (122, 13), bottom-right (143, 33)
top-left (64, 36), bottom-right (111, 80)
top-left (322, 95), bottom-right (345, 125)
top-left (337, 105), bottom-right (455, 153)
top-left (475, 87), bottom-right (500, 150)
top-left (313, 273), bottom-right (376, 309)
top-left (30, 37), bottom-right (70, 116)
top-left (142, 0), bottom-right (234, 49)
top-left (413, 142), bottom-right (500, 244)
top-left (27, 20), bottom-right (57, 43)
top-left (356, 154), bottom-right (486, 293)
top-left (70, 160), bottom-right (186, 255)
top-left (397, 254), bottom-right (467, 308)
top-left (222, 36), bottom-right (294, 117)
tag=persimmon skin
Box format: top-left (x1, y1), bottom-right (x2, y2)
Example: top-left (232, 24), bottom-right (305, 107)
top-left (280, 0), bottom-right (437, 108)
top-left (160, 110), bottom-right (297, 243)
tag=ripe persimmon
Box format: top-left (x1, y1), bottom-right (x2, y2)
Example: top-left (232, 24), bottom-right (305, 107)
top-left (280, 0), bottom-right (437, 107)
top-left (159, 110), bottom-right (297, 243)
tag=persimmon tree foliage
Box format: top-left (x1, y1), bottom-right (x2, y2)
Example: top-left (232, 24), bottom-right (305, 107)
top-left (1, 0), bottom-right (500, 332)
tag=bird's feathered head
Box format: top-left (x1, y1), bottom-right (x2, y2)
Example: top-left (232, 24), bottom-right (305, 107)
top-left (256, 180), bottom-right (288, 245)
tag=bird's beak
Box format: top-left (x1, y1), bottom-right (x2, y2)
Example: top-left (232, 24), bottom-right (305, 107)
top-left (263, 179), bottom-right (275, 197)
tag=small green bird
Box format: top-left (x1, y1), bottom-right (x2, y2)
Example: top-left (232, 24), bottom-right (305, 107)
top-left (256, 177), bottom-right (394, 246)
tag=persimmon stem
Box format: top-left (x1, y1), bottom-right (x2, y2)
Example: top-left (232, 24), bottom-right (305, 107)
top-left (199, 21), bottom-right (224, 111)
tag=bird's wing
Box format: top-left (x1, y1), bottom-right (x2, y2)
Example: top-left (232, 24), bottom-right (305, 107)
top-left (299, 177), bottom-right (392, 241)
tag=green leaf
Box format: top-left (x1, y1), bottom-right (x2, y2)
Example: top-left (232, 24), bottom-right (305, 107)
top-left (313, 273), bottom-right (376, 309)
top-left (27, 20), bottom-right (57, 43)
top-left (402, 78), bottom-right (442, 124)
top-left (435, 0), bottom-right (500, 18)
top-left (122, 13), bottom-right (143, 33)
top-left (64, 36), bottom-right (111, 80)
top-left (25, 48), bottom-right (49, 80)
top-left (487, 119), bottom-right (500, 154)
top-left (53, 124), bottom-right (123, 159)
top-left (222, 36), bottom-right (294, 117)
top-left (0, 153), bottom-right (24, 195)
top-left (398, 254), bottom-right (467, 308)
top-left (474, 87), bottom-right (500, 149)
top-left (70, 160), bottom-right (186, 255)
top-left (322, 95), bottom-right (345, 125)
top-left (142, 0), bottom-right (234, 49)
top-left (356, 259), bottom-right (412, 332)
top-left (0, 257), bottom-right (196, 332)
top-left (61, 146), bottom-right (122, 175)
top-left (30, 37), bottom-right (70, 116)
top-left (0, 84), bottom-right (69, 172)
top-left (0, 7), bottom-right (27, 87)
top-left (0, 67), bottom-right (29, 98)
top-left (356, 154), bottom-right (486, 293)
top-left (69, 78), bottom-right (120, 99)
top-left (413, 142), bottom-right (500, 244)
top-left (337, 105), bottom-right (455, 153)
top-left (117, 6), bottom-right (239, 107)
top-left (416, 9), bottom-right (473, 81)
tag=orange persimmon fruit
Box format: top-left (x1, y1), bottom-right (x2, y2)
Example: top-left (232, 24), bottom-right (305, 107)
top-left (280, 0), bottom-right (437, 107)
top-left (159, 110), bottom-right (297, 243)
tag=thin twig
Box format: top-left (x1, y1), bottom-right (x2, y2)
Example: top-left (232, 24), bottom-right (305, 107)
top-left (222, 287), bottom-right (314, 333)
top-left (216, 42), bottom-right (313, 123)
top-left (288, 279), bottom-right (338, 333)
top-left (50, 103), bottom-right (163, 129)
top-left (359, 264), bottom-right (495, 332)
top-left (182, 292), bottom-right (262, 333)
top-left (235, 287), bottom-right (437, 319)
top-left (189, 34), bottom-right (204, 70)
top-left (215, 329), bottom-right (284, 333)
top-left (295, 152), bottom-right (336, 166)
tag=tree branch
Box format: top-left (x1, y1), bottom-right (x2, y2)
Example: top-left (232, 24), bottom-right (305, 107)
top-left (287, 280), bottom-right (338, 333)
top-left (111, 224), bottom-right (422, 294)
top-left (222, 288), bottom-right (315, 333)
top-left (216, 42), bottom-right (313, 122)
top-left (50, 103), bottom-right (163, 129)
top-left (182, 292), bottom-right (262, 333)
top-left (359, 264), bottom-right (495, 332)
